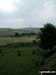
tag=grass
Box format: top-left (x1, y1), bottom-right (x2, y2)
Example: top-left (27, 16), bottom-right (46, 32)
top-left (0, 46), bottom-right (43, 75)
top-left (0, 36), bottom-right (37, 46)
top-left (0, 36), bottom-right (56, 75)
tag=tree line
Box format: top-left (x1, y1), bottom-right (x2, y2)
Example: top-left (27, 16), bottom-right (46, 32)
top-left (15, 32), bottom-right (37, 37)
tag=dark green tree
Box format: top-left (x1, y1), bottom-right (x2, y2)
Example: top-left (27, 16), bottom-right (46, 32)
top-left (15, 32), bottom-right (20, 37)
top-left (39, 23), bottom-right (56, 52)
top-left (15, 32), bottom-right (19, 37)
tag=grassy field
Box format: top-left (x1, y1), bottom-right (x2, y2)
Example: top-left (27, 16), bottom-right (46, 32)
top-left (0, 46), bottom-right (42, 75)
top-left (0, 42), bottom-right (56, 75)
top-left (0, 36), bottom-right (41, 75)
top-left (0, 36), bottom-right (38, 46)
top-left (0, 30), bottom-right (56, 75)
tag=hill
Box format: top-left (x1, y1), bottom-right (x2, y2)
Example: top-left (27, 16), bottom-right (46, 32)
top-left (0, 28), bottom-right (40, 37)
top-left (0, 28), bottom-right (15, 37)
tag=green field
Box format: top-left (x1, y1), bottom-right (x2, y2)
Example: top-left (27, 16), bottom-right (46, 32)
top-left (0, 36), bottom-right (37, 46)
top-left (0, 46), bottom-right (42, 75)
top-left (0, 29), bottom-right (56, 75)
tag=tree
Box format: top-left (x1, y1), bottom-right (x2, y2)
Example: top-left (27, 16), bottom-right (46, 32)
top-left (15, 32), bottom-right (19, 37)
top-left (32, 40), bottom-right (36, 44)
top-left (39, 23), bottom-right (56, 52)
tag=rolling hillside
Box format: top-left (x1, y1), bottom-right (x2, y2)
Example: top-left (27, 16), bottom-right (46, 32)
top-left (0, 28), bottom-right (40, 37)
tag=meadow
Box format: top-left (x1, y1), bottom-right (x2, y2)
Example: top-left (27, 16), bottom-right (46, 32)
top-left (0, 36), bottom-right (41, 75)
top-left (0, 36), bottom-right (37, 46)
top-left (0, 28), bottom-right (56, 75)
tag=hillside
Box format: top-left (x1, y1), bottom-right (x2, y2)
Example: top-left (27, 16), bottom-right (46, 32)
top-left (0, 28), bottom-right (15, 37)
top-left (43, 52), bottom-right (56, 70)
top-left (0, 28), bottom-right (40, 37)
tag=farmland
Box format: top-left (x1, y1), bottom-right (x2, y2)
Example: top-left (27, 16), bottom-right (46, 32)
top-left (0, 28), bottom-right (56, 75)
top-left (0, 36), bottom-right (37, 46)
top-left (0, 28), bottom-right (40, 37)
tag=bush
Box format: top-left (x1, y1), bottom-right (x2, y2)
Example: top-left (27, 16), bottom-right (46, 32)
top-left (35, 60), bottom-right (41, 66)
top-left (53, 45), bottom-right (56, 52)
top-left (2, 53), bottom-right (4, 56)
top-left (15, 32), bottom-right (20, 37)
top-left (18, 51), bottom-right (22, 56)
top-left (32, 40), bottom-right (36, 44)
top-left (32, 50), bottom-right (35, 54)
top-left (0, 49), bottom-right (2, 53)
top-left (40, 58), bottom-right (45, 65)
top-left (35, 58), bottom-right (45, 66)
top-left (20, 43), bottom-right (24, 47)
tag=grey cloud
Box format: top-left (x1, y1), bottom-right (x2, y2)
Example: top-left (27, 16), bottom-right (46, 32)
top-left (0, 0), bottom-right (56, 28)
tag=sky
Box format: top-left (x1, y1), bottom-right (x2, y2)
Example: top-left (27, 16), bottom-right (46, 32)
top-left (0, 0), bottom-right (56, 28)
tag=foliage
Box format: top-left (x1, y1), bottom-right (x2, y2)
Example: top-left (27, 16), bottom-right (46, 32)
top-left (39, 23), bottom-right (56, 51)
top-left (18, 51), bottom-right (22, 56)
top-left (32, 50), bottom-right (36, 54)
top-left (32, 40), bottom-right (36, 44)
top-left (53, 45), bottom-right (56, 52)
top-left (15, 32), bottom-right (20, 37)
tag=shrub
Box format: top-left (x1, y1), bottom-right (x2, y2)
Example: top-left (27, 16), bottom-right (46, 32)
top-left (21, 43), bottom-right (24, 47)
top-left (53, 45), bottom-right (56, 52)
top-left (32, 40), bottom-right (36, 44)
top-left (32, 50), bottom-right (35, 54)
top-left (40, 58), bottom-right (45, 65)
top-left (18, 51), bottom-right (22, 56)
top-left (15, 32), bottom-right (20, 37)
top-left (2, 53), bottom-right (4, 56)
top-left (35, 61), bottom-right (41, 66)
top-left (0, 49), bottom-right (2, 53)
top-left (35, 58), bottom-right (45, 66)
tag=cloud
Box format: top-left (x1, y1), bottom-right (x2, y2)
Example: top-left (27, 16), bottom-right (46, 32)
top-left (0, 0), bottom-right (56, 28)
top-left (29, 0), bottom-right (56, 26)
top-left (0, 0), bottom-right (18, 11)
top-left (0, 18), bottom-right (24, 22)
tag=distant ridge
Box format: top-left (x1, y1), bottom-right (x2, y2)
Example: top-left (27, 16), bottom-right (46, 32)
top-left (0, 28), bottom-right (40, 37)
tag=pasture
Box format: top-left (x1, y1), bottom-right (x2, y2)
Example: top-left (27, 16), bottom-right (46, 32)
top-left (0, 36), bottom-right (43, 75)
top-left (0, 28), bottom-right (56, 75)
top-left (0, 41), bottom-right (56, 75)
top-left (0, 46), bottom-right (43, 75)
top-left (0, 36), bottom-right (37, 46)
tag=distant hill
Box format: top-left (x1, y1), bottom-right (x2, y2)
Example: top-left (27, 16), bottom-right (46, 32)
top-left (19, 28), bottom-right (40, 33)
top-left (0, 28), bottom-right (15, 37)
top-left (0, 28), bottom-right (40, 37)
